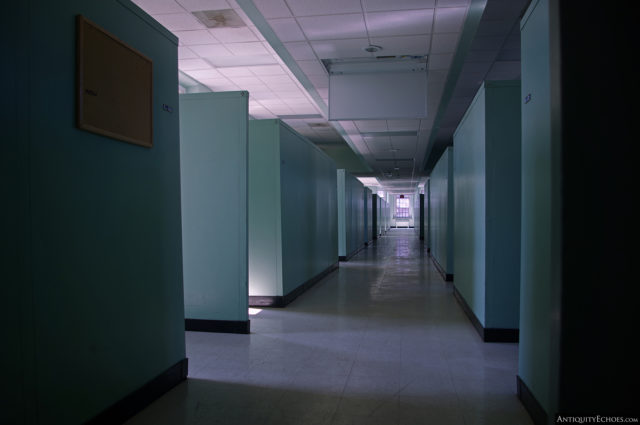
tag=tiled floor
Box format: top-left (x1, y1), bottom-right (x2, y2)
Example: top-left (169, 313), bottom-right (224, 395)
top-left (125, 229), bottom-right (533, 425)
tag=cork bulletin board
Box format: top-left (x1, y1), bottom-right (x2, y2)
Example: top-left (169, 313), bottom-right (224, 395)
top-left (76, 15), bottom-right (153, 147)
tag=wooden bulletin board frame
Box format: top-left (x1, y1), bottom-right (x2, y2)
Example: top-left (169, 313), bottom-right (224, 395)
top-left (76, 15), bottom-right (153, 148)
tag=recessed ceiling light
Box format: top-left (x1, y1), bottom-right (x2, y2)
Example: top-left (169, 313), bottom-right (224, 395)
top-left (363, 44), bottom-right (382, 53)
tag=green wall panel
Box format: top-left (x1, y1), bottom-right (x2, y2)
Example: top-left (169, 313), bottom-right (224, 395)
top-left (3, 1), bottom-right (186, 423)
top-left (429, 148), bottom-right (454, 275)
top-left (337, 170), bottom-right (365, 258)
top-left (453, 80), bottom-right (521, 329)
top-left (280, 123), bottom-right (338, 294)
top-left (180, 92), bottom-right (249, 322)
top-left (248, 120), bottom-right (282, 296)
top-left (249, 120), bottom-right (337, 297)
top-left (453, 87), bottom-right (487, 324)
top-left (519, 0), bottom-right (556, 416)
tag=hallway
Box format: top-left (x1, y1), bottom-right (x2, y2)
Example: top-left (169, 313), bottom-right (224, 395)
top-left (126, 229), bottom-right (533, 425)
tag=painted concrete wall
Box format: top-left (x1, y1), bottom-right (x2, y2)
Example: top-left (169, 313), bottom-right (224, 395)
top-left (2, 1), bottom-right (185, 423)
top-left (519, 0), bottom-right (557, 416)
top-left (337, 170), bottom-right (365, 258)
top-left (430, 148), bottom-right (455, 275)
top-left (364, 188), bottom-right (373, 244)
top-left (248, 120), bottom-right (282, 296)
top-left (453, 80), bottom-right (521, 329)
top-left (180, 92), bottom-right (249, 322)
top-left (249, 120), bottom-right (337, 297)
top-left (279, 123), bottom-right (338, 294)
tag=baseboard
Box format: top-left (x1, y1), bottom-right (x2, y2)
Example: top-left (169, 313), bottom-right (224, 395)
top-left (84, 358), bottom-right (188, 425)
top-left (185, 319), bottom-right (250, 334)
top-left (452, 286), bottom-right (519, 343)
top-left (339, 245), bottom-right (366, 262)
top-left (249, 262), bottom-right (339, 308)
top-left (517, 375), bottom-right (548, 425)
top-left (364, 239), bottom-right (373, 246)
top-left (430, 255), bottom-right (453, 282)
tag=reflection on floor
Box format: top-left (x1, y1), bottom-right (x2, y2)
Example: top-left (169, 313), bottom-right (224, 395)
top-left (125, 229), bottom-right (533, 425)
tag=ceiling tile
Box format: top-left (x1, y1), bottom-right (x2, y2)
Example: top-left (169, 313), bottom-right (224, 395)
top-left (153, 13), bottom-right (207, 31)
top-left (259, 74), bottom-right (295, 85)
top-left (362, 0), bottom-right (435, 12)
top-left (427, 68), bottom-right (448, 82)
top-left (178, 46), bottom-right (199, 59)
top-left (186, 68), bottom-right (225, 79)
top-left (131, 0), bottom-right (184, 14)
top-left (284, 42), bottom-right (318, 60)
top-left (355, 120), bottom-right (388, 131)
top-left (226, 42), bottom-right (270, 55)
top-left (430, 33), bottom-right (458, 53)
top-left (369, 35), bottom-right (430, 56)
top-left (218, 67), bottom-right (254, 76)
top-left (175, 0), bottom-right (230, 11)
top-left (227, 76), bottom-right (266, 86)
top-left (179, 58), bottom-right (212, 70)
top-left (249, 65), bottom-right (286, 75)
top-left (297, 14), bottom-right (367, 40)
top-left (436, 0), bottom-right (469, 5)
top-left (433, 7), bottom-right (466, 33)
top-left (209, 27), bottom-right (258, 43)
top-left (267, 18), bottom-right (306, 42)
top-left (428, 52), bottom-right (453, 69)
top-left (284, 0), bottom-right (363, 16)
top-left (387, 120), bottom-right (420, 131)
top-left (297, 60), bottom-right (327, 76)
top-left (365, 9), bottom-right (434, 37)
top-left (189, 43), bottom-right (233, 57)
top-left (174, 30), bottom-right (219, 45)
top-left (310, 38), bottom-right (370, 59)
top-left (307, 74), bottom-right (329, 88)
top-left (254, 0), bottom-right (293, 18)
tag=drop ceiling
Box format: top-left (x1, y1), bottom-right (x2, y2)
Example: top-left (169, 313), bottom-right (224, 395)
top-left (132, 0), bottom-right (526, 194)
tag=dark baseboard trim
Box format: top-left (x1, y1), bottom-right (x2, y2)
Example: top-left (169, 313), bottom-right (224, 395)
top-left (430, 255), bottom-right (453, 282)
top-left (364, 239), bottom-right (373, 246)
top-left (339, 244), bottom-right (366, 262)
top-left (249, 262), bottom-right (339, 308)
top-left (452, 286), bottom-right (519, 343)
top-left (84, 358), bottom-right (188, 425)
top-left (185, 319), bottom-right (250, 334)
top-left (249, 295), bottom-right (284, 308)
top-left (517, 375), bottom-right (548, 425)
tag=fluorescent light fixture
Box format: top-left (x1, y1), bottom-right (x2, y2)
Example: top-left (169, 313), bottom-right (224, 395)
top-left (357, 177), bottom-right (380, 186)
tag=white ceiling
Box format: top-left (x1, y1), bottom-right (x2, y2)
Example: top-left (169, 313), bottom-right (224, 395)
top-left (132, 0), bottom-right (474, 194)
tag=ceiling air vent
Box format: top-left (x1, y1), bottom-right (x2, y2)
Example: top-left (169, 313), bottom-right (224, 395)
top-left (192, 9), bottom-right (245, 28)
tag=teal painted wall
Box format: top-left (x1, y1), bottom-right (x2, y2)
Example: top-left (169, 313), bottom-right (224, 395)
top-left (364, 188), bottom-right (373, 243)
top-left (519, 0), bottom-right (557, 417)
top-left (453, 87), bottom-right (487, 323)
top-left (248, 120), bottom-right (282, 296)
top-left (279, 122), bottom-right (338, 294)
top-left (180, 91), bottom-right (249, 322)
top-left (453, 80), bottom-right (521, 329)
top-left (337, 170), bottom-right (347, 256)
top-left (426, 179), bottom-right (431, 250)
top-left (2, 1), bottom-right (186, 423)
top-left (430, 148), bottom-right (454, 275)
top-left (485, 81), bottom-right (522, 329)
top-left (249, 120), bottom-right (337, 296)
top-left (337, 170), bottom-right (365, 257)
